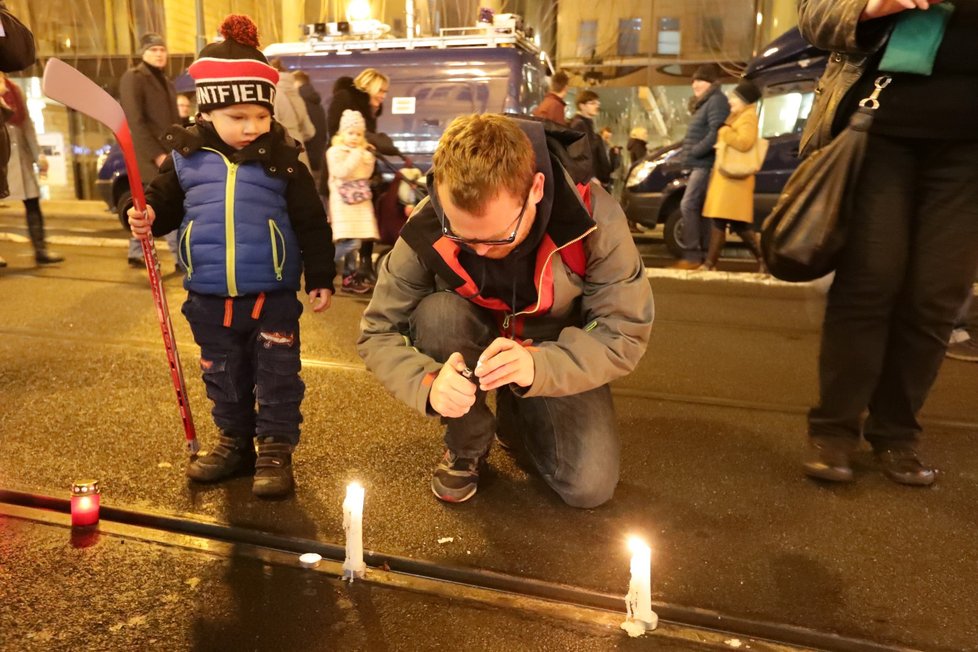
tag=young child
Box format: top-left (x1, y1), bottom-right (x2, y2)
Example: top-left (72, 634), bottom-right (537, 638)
top-left (126, 14), bottom-right (335, 498)
top-left (326, 109), bottom-right (378, 294)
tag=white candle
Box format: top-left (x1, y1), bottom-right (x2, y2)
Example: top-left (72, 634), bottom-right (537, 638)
top-left (342, 482), bottom-right (367, 580)
top-left (621, 536), bottom-right (658, 637)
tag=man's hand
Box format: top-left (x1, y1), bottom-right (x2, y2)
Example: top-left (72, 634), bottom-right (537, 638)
top-left (475, 337), bottom-right (535, 392)
top-left (308, 288), bottom-right (333, 313)
top-left (861, 0), bottom-right (942, 20)
top-left (154, 153), bottom-right (167, 168)
top-left (128, 204), bottom-right (155, 240)
top-left (429, 352), bottom-right (477, 418)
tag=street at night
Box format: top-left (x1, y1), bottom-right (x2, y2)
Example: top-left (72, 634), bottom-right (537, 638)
top-left (2, 203), bottom-right (976, 651)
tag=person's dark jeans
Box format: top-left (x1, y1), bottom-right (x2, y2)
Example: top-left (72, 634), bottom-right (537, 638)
top-left (809, 135), bottom-right (978, 450)
top-left (679, 167), bottom-right (713, 263)
top-left (182, 291), bottom-right (305, 445)
top-left (409, 292), bottom-right (620, 508)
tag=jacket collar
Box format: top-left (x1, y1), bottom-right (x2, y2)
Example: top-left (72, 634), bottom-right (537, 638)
top-left (163, 120), bottom-right (303, 178)
top-left (400, 117), bottom-right (595, 286)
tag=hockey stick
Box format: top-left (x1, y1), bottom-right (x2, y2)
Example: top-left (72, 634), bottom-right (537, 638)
top-left (42, 58), bottom-right (199, 455)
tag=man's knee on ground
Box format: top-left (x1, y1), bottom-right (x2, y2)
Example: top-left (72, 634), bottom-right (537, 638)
top-left (554, 470), bottom-right (618, 509)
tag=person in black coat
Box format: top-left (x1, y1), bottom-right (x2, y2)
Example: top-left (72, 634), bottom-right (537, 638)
top-left (293, 70), bottom-right (327, 193)
top-left (0, 4), bottom-right (44, 268)
top-left (569, 89), bottom-right (611, 187)
top-left (118, 32), bottom-right (181, 269)
top-left (326, 69), bottom-right (401, 286)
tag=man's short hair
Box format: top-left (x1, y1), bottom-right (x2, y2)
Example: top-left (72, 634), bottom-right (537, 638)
top-left (576, 89), bottom-right (600, 108)
top-left (550, 70), bottom-right (569, 94)
top-left (433, 114), bottom-right (535, 215)
top-left (292, 70), bottom-right (309, 85)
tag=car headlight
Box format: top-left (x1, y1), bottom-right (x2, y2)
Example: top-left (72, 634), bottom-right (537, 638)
top-left (627, 160), bottom-right (658, 187)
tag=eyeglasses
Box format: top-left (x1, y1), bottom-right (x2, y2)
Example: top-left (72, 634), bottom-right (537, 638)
top-left (440, 191), bottom-right (531, 246)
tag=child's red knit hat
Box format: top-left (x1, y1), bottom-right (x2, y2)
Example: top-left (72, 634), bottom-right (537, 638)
top-left (188, 15), bottom-right (278, 114)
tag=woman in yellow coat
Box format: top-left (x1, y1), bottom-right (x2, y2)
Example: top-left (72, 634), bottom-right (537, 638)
top-left (701, 80), bottom-right (764, 271)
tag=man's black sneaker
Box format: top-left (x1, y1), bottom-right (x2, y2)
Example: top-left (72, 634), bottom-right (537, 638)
top-left (876, 448), bottom-right (936, 487)
top-left (253, 436), bottom-right (295, 498)
top-left (186, 434), bottom-right (256, 482)
top-left (431, 450), bottom-right (483, 503)
top-left (802, 439), bottom-right (855, 483)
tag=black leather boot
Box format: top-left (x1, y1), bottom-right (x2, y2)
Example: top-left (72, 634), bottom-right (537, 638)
top-left (186, 433), bottom-right (256, 482)
top-left (26, 203), bottom-right (63, 264)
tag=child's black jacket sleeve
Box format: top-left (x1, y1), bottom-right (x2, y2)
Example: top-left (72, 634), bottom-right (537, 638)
top-left (287, 165), bottom-right (336, 294)
top-left (145, 157), bottom-right (186, 236)
top-left (115, 156), bottom-right (185, 236)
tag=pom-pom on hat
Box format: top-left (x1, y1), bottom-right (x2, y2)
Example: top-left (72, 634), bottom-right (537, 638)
top-left (189, 15), bottom-right (279, 114)
top-left (339, 109), bottom-right (366, 133)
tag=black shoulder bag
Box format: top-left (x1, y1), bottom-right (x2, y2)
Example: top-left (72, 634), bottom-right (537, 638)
top-left (760, 75), bottom-right (891, 282)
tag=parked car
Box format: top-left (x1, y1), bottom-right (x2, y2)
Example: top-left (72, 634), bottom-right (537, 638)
top-left (97, 23), bottom-right (548, 218)
top-left (621, 29), bottom-right (827, 257)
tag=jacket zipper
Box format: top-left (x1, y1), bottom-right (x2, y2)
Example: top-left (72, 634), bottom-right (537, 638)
top-left (508, 225), bottom-right (597, 327)
top-left (180, 220), bottom-right (194, 279)
top-left (268, 219), bottom-right (285, 281)
top-left (203, 147), bottom-right (239, 296)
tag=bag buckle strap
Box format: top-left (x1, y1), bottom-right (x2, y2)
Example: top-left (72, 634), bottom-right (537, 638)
top-left (858, 75), bottom-right (893, 110)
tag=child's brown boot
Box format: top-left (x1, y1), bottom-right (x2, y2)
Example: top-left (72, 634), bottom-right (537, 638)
top-left (253, 436), bottom-right (295, 498)
top-left (186, 433), bottom-right (256, 483)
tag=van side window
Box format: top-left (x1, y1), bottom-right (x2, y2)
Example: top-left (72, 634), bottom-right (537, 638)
top-left (758, 87), bottom-right (815, 139)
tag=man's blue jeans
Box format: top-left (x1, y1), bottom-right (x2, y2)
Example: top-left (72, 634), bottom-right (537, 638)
top-left (679, 167), bottom-right (712, 263)
top-left (409, 291), bottom-right (620, 508)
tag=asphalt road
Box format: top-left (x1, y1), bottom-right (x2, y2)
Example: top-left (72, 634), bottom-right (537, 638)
top-left (1, 204), bottom-right (976, 651)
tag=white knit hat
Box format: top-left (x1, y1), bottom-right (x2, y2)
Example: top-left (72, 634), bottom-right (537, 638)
top-left (339, 109), bottom-right (366, 133)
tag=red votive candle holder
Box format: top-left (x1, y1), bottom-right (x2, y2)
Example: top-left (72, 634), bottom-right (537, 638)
top-left (70, 479), bottom-right (100, 527)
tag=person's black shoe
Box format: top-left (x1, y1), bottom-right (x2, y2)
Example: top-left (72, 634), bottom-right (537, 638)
top-left (253, 436), bottom-right (295, 498)
top-left (186, 434), bottom-right (256, 482)
top-left (128, 257), bottom-right (144, 268)
top-left (431, 449), bottom-right (483, 503)
top-left (876, 448), bottom-right (936, 487)
top-left (35, 250), bottom-right (64, 265)
top-left (802, 439), bottom-right (854, 483)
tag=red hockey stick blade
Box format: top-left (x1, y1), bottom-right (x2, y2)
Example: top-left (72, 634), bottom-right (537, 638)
top-left (41, 58), bottom-right (127, 134)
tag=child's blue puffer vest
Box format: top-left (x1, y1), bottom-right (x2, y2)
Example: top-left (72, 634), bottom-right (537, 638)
top-left (172, 147), bottom-right (302, 297)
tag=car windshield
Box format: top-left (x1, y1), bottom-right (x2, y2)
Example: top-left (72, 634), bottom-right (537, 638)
top-left (758, 89), bottom-right (815, 139)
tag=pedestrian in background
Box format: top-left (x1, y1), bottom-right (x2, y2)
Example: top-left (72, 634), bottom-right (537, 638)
top-left (569, 89), bottom-right (611, 189)
top-left (327, 68), bottom-right (400, 287)
top-left (292, 70), bottom-right (327, 194)
top-left (701, 80), bottom-right (765, 272)
top-left (532, 70), bottom-right (569, 125)
top-left (126, 14), bottom-right (334, 498)
top-left (270, 59), bottom-right (315, 172)
top-left (600, 126), bottom-right (621, 196)
top-left (626, 126), bottom-right (648, 167)
top-left (673, 63), bottom-right (729, 270)
top-left (800, 0), bottom-right (978, 487)
top-left (0, 71), bottom-right (62, 265)
top-left (176, 94), bottom-right (194, 127)
top-left (118, 32), bottom-right (181, 270)
top-left (327, 110), bottom-right (377, 294)
top-left (0, 3), bottom-right (37, 267)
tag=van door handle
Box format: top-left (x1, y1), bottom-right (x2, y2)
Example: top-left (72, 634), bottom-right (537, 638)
top-left (423, 119), bottom-right (440, 127)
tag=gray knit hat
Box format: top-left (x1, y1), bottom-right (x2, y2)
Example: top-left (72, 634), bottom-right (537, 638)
top-left (139, 33), bottom-right (166, 54)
